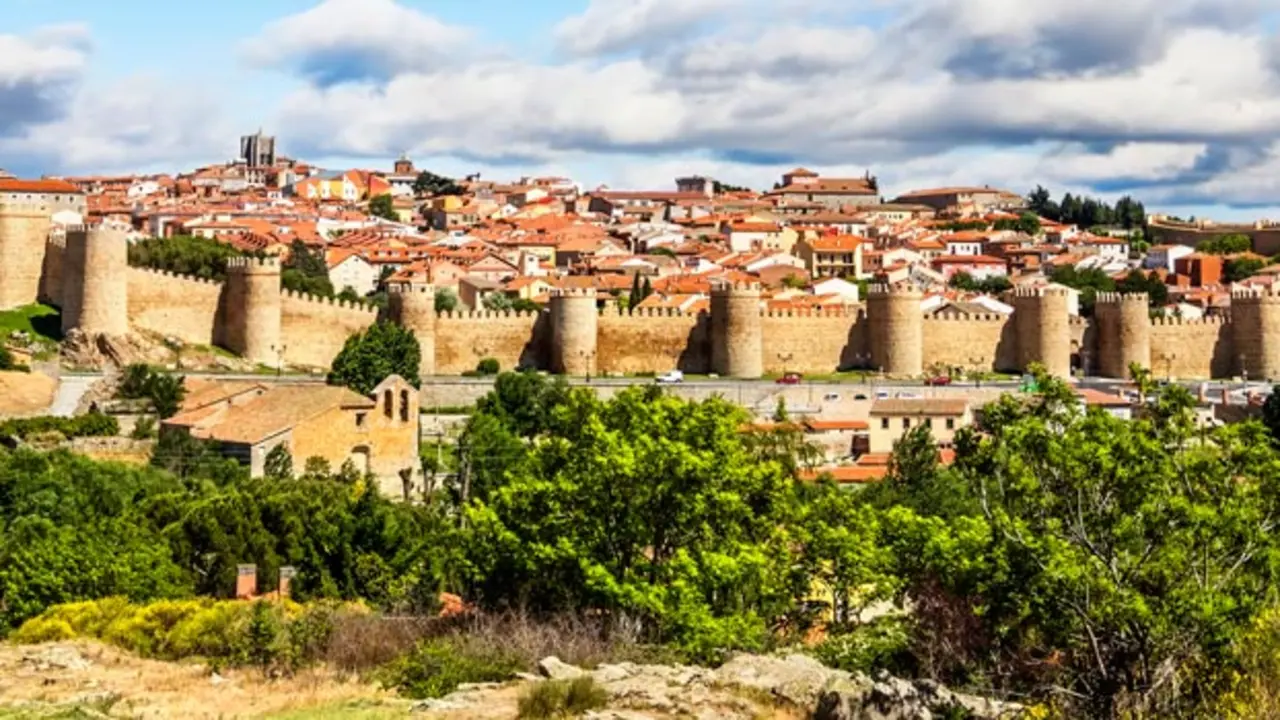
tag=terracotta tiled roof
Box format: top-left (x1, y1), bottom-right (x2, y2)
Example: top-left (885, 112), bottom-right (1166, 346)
top-left (0, 179), bottom-right (82, 194)
top-left (167, 384), bottom-right (375, 445)
top-left (869, 398), bottom-right (970, 416)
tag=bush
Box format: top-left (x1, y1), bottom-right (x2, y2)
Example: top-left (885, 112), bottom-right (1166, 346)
top-left (810, 619), bottom-right (912, 676)
top-left (130, 416), bottom-right (157, 440)
top-left (0, 413), bottom-right (119, 440)
top-left (476, 358), bottom-right (500, 375)
top-left (117, 364), bottom-right (186, 419)
top-left (518, 677), bottom-right (609, 719)
top-left (379, 636), bottom-right (521, 699)
top-left (0, 345), bottom-right (14, 371)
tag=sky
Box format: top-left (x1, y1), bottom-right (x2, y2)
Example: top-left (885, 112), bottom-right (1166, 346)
top-left (4, 0), bottom-right (1280, 220)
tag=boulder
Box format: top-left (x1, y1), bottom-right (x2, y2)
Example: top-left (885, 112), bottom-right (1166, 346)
top-left (714, 653), bottom-right (851, 707)
top-left (537, 655), bottom-right (586, 680)
top-left (813, 671), bottom-right (1025, 720)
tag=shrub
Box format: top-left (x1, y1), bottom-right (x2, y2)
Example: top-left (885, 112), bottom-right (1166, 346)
top-left (11, 617), bottom-right (76, 643)
top-left (0, 345), bottom-right (14, 371)
top-left (379, 636), bottom-right (521, 699)
top-left (0, 413), bottom-right (120, 440)
top-left (518, 677), bottom-right (609, 719)
top-left (130, 416), bottom-right (157, 440)
top-left (810, 619), bottom-right (912, 676)
top-left (476, 358), bottom-right (500, 375)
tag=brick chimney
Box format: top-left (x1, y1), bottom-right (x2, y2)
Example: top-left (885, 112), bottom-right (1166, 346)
top-left (235, 564), bottom-right (257, 599)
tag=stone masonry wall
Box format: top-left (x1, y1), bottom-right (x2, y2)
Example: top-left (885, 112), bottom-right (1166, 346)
top-left (597, 309), bottom-right (710, 374)
top-left (760, 311), bottom-right (865, 375)
top-left (1149, 317), bottom-right (1233, 379)
top-left (280, 291), bottom-right (379, 368)
top-left (434, 310), bottom-right (546, 374)
top-left (921, 314), bottom-right (1018, 373)
top-left (127, 267), bottom-right (224, 345)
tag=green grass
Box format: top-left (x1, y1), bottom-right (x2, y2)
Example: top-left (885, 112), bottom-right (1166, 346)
top-left (0, 304), bottom-right (62, 344)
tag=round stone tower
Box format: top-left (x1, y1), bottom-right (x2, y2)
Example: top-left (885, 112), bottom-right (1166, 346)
top-left (388, 283), bottom-right (436, 377)
top-left (1013, 285), bottom-right (1072, 378)
top-left (61, 223), bottom-right (129, 337)
top-left (710, 281), bottom-right (763, 379)
top-left (867, 283), bottom-right (923, 377)
top-left (549, 287), bottom-right (598, 375)
top-left (1231, 284), bottom-right (1280, 381)
top-left (0, 201), bottom-right (54, 310)
top-left (1093, 292), bottom-right (1150, 379)
top-left (224, 256), bottom-right (282, 365)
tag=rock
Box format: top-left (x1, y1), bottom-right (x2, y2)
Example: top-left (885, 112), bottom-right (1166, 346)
top-left (713, 653), bottom-right (850, 707)
top-left (410, 698), bottom-right (469, 713)
top-left (538, 655), bottom-right (586, 680)
top-left (21, 646), bottom-right (92, 672)
top-left (813, 672), bottom-right (1025, 720)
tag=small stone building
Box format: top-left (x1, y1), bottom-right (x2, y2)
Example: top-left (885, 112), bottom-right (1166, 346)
top-left (867, 398), bottom-right (973, 454)
top-left (163, 375), bottom-right (421, 498)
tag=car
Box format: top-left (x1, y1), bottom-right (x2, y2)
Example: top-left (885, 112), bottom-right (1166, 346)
top-left (822, 392), bottom-right (840, 401)
top-left (776, 372), bottom-right (803, 385)
top-left (656, 370), bottom-right (684, 384)
top-left (925, 376), bottom-right (952, 386)
top-left (854, 394), bottom-right (868, 400)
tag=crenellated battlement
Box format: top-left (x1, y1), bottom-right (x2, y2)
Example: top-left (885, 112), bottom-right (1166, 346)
top-left (280, 288), bottom-right (377, 313)
top-left (607, 306), bottom-right (702, 318)
top-left (388, 283), bottom-right (435, 295)
top-left (226, 255), bottom-right (281, 272)
top-left (1095, 292), bottom-right (1150, 305)
top-left (762, 307), bottom-right (856, 319)
top-left (924, 312), bottom-right (1009, 323)
top-left (710, 280), bottom-right (762, 294)
top-left (1231, 284), bottom-right (1280, 301)
top-left (868, 282), bottom-right (919, 297)
top-left (1012, 285), bottom-right (1072, 299)
top-left (127, 265), bottom-right (223, 288)
top-left (1150, 314), bottom-right (1228, 326)
top-left (437, 309), bottom-right (543, 321)
top-left (550, 286), bottom-right (598, 299)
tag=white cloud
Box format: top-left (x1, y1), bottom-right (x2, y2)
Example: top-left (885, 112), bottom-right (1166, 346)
top-left (554, 0), bottom-right (736, 56)
top-left (241, 0), bottom-right (473, 86)
top-left (0, 24), bottom-right (90, 134)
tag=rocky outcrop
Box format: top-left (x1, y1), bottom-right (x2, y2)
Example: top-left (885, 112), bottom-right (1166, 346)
top-left (416, 653), bottom-right (1024, 720)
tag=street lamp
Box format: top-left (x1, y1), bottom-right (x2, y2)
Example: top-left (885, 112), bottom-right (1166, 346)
top-left (579, 349), bottom-right (596, 382)
top-left (270, 343), bottom-right (287, 377)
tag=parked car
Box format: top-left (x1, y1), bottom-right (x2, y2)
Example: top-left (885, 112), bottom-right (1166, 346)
top-left (854, 394), bottom-right (868, 400)
top-left (925, 376), bottom-right (952, 386)
top-left (776, 372), bottom-right (803, 385)
top-left (656, 370), bottom-right (684, 384)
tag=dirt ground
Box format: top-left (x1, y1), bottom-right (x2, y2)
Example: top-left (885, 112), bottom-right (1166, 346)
top-left (0, 371), bottom-right (56, 417)
top-left (0, 642), bottom-right (409, 719)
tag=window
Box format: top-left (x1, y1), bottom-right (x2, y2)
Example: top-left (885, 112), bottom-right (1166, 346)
top-left (400, 390), bottom-right (410, 422)
top-left (356, 412), bottom-right (366, 428)
top-left (946, 418), bottom-right (955, 430)
top-left (902, 418), bottom-right (910, 429)
top-left (880, 418), bottom-right (889, 430)
top-left (383, 390), bottom-right (393, 418)
top-left (925, 418), bottom-right (933, 428)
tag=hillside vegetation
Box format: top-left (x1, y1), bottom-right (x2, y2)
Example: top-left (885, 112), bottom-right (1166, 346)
top-left (4, 368), bottom-right (1280, 717)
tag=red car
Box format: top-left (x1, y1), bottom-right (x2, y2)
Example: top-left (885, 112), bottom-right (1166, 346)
top-left (776, 372), bottom-right (803, 385)
top-left (925, 376), bottom-right (952, 386)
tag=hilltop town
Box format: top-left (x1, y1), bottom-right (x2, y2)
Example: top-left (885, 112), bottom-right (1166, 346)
top-left (4, 130), bottom-right (1280, 386)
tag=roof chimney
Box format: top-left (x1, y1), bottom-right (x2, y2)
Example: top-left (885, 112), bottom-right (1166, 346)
top-left (235, 564), bottom-right (257, 599)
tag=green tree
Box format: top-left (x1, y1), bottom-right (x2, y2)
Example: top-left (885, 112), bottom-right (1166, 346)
top-left (282, 240), bottom-right (335, 297)
top-left (640, 276), bottom-right (653, 301)
top-left (886, 370), bottom-right (1280, 715)
top-left (1226, 257), bottom-right (1266, 283)
top-left (336, 286), bottom-right (361, 303)
top-left (127, 235), bottom-right (243, 280)
top-left (264, 444), bottom-right (294, 480)
top-left (412, 171), bottom-right (464, 196)
top-left (0, 345), bottom-right (14, 371)
top-left (1262, 385), bottom-right (1280, 444)
top-left (1198, 234), bottom-right (1253, 255)
top-left (118, 364), bottom-right (186, 419)
top-left (327, 321), bottom-right (421, 395)
top-left (434, 288), bottom-right (459, 313)
top-left (368, 193), bottom-right (398, 221)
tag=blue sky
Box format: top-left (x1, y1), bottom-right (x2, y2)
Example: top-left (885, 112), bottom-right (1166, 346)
top-left (4, 0), bottom-right (1280, 220)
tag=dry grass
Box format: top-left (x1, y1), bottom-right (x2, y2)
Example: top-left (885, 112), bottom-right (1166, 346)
top-left (325, 610), bottom-right (677, 676)
top-left (0, 640), bottom-right (403, 719)
top-left (0, 370), bottom-right (56, 417)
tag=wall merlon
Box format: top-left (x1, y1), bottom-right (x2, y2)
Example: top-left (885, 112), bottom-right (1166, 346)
top-left (711, 280), bottom-right (762, 295)
top-left (388, 283), bottom-right (435, 295)
top-left (226, 255), bottom-right (281, 272)
top-left (551, 287), bottom-right (597, 299)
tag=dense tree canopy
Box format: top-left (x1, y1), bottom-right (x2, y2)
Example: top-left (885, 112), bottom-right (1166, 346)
top-left (1197, 234), bottom-right (1253, 255)
top-left (1028, 186), bottom-right (1147, 230)
top-left (327, 321), bottom-right (422, 394)
top-left (11, 367), bottom-right (1280, 714)
top-left (128, 235), bottom-right (241, 281)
